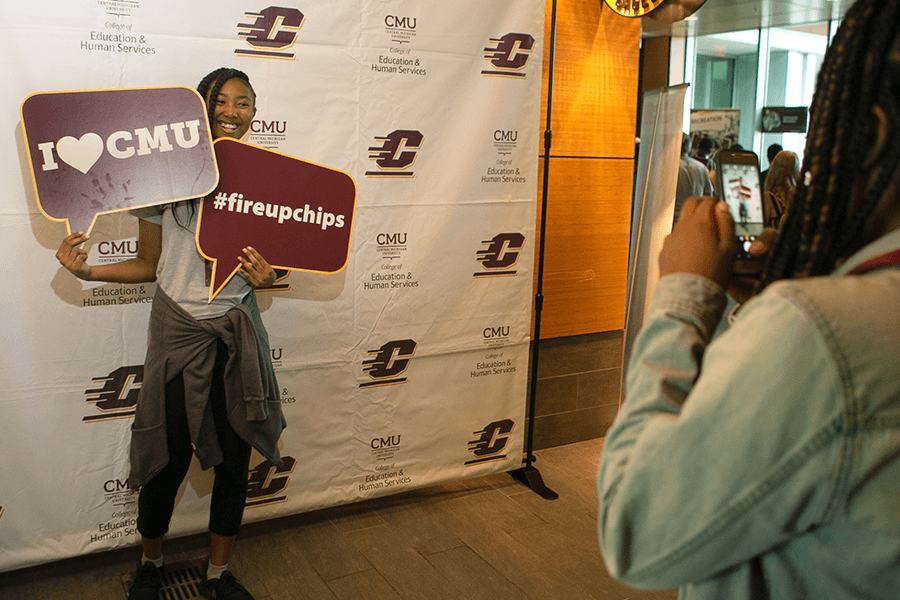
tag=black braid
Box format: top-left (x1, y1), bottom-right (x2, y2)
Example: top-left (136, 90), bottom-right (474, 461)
top-left (826, 46), bottom-right (900, 264)
top-left (757, 0), bottom-right (900, 290)
top-left (171, 68), bottom-right (256, 230)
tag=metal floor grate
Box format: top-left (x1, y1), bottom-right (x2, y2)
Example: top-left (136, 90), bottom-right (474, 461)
top-left (121, 559), bottom-right (205, 599)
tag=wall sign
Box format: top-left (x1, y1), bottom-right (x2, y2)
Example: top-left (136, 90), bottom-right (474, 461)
top-left (761, 107), bottom-right (808, 133)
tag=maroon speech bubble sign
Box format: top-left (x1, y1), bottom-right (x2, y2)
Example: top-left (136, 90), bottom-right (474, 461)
top-left (197, 138), bottom-right (356, 301)
top-left (20, 87), bottom-right (217, 236)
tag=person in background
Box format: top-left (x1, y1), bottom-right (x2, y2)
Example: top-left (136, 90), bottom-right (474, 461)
top-left (597, 0), bottom-right (900, 596)
top-left (763, 150), bottom-right (800, 229)
top-left (674, 133), bottom-right (714, 225)
top-left (759, 142), bottom-right (783, 184)
top-left (706, 146), bottom-right (725, 193)
top-left (692, 136), bottom-right (716, 169)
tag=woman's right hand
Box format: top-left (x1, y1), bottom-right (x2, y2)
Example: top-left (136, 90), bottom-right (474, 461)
top-left (56, 232), bottom-right (93, 280)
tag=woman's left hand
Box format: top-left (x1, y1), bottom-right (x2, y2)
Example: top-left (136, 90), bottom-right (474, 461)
top-left (238, 246), bottom-right (276, 289)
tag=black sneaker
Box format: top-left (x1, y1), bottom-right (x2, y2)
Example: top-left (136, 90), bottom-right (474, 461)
top-left (201, 568), bottom-right (255, 599)
top-left (127, 561), bottom-right (164, 600)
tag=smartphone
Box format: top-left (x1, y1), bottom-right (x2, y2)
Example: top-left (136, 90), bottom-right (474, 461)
top-left (714, 149), bottom-right (765, 259)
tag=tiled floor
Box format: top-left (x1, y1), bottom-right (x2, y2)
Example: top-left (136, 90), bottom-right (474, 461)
top-left (0, 439), bottom-right (677, 600)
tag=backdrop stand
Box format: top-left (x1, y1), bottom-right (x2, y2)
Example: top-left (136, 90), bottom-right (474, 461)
top-left (511, 0), bottom-right (559, 501)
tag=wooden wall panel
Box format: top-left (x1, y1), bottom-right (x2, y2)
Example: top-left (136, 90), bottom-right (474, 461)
top-left (534, 1), bottom-right (640, 339)
top-left (641, 36), bottom-right (671, 92)
top-left (535, 158), bottom-right (632, 337)
top-left (540, 0), bottom-right (641, 159)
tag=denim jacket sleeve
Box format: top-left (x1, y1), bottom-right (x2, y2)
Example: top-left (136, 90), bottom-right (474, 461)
top-left (597, 273), bottom-right (847, 590)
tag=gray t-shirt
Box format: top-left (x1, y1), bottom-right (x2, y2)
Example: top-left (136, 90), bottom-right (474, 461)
top-left (131, 201), bottom-right (251, 319)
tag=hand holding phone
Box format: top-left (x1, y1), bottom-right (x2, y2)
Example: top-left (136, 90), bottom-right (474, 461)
top-left (660, 197), bottom-right (737, 290)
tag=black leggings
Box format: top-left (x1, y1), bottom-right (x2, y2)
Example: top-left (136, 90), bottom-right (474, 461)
top-left (136, 341), bottom-right (252, 539)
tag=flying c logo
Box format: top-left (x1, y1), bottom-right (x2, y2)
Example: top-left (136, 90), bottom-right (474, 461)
top-left (83, 366), bottom-right (143, 423)
top-left (360, 339), bottom-right (418, 388)
top-left (236, 6), bottom-right (305, 59)
top-left (482, 33), bottom-right (535, 78)
top-left (474, 233), bottom-right (526, 277)
top-left (245, 456), bottom-right (296, 508)
top-left (466, 419), bottom-right (515, 466)
top-left (365, 130), bottom-right (424, 178)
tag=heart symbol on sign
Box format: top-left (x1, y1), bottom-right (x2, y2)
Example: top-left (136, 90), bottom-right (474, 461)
top-left (56, 133), bottom-right (103, 174)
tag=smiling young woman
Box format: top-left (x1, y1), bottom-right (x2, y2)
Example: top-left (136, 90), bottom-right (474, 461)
top-left (56, 68), bottom-right (284, 600)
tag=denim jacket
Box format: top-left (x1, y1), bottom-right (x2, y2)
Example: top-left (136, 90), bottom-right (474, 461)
top-left (598, 229), bottom-right (900, 599)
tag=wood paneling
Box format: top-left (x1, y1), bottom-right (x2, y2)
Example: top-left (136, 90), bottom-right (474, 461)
top-left (534, 2), bottom-right (639, 339)
top-left (534, 158), bottom-right (632, 337)
top-left (540, 0), bottom-right (641, 159)
top-left (641, 36), bottom-right (671, 92)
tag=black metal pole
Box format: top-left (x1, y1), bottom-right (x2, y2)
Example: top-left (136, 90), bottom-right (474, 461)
top-left (511, 0), bottom-right (559, 501)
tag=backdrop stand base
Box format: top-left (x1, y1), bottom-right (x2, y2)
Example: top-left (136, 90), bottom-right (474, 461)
top-left (510, 465), bottom-right (558, 500)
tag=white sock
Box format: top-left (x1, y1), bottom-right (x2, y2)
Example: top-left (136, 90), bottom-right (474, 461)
top-left (142, 554), bottom-right (164, 568)
top-left (206, 562), bottom-right (228, 580)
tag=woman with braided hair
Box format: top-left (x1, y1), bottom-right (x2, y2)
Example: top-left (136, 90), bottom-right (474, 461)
top-left (56, 68), bottom-right (285, 600)
top-left (597, 0), bottom-right (900, 596)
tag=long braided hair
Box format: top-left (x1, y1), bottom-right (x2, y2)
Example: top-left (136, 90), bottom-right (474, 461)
top-left (172, 68), bottom-right (256, 229)
top-left (757, 0), bottom-right (900, 290)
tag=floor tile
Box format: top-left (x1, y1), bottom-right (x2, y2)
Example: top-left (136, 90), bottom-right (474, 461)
top-left (0, 439), bottom-right (676, 600)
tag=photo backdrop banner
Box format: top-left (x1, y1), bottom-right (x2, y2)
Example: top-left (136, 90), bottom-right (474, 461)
top-left (0, 0), bottom-right (543, 572)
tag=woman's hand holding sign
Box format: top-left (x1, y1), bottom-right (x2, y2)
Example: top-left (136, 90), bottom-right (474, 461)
top-left (56, 231), bottom-right (92, 280)
top-left (238, 246), bottom-right (275, 289)
top-left (55, 219), bottom-right (161, 285)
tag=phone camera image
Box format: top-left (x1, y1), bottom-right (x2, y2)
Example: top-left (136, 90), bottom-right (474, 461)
top-left (714, 150), bottom-right (765, 259)
top-left (720, 163), bottom-right (764, 237)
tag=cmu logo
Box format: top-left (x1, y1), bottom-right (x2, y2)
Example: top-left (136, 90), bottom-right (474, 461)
top-left (245, 456), bottom-right (296, 508)
top-left (365, 130), bottom-right (424, 178)
top-left (35, 121), bottom-right (202, 175)
top-left (83, 366), bottom-right (143, 423)
top-left (360, 339), bottom-right (418, 388)
top-left (385, 15), bottom-right (417, 30)
top-left (250, 120), bottom-right (287, 134)
top-left (482, 33), bottom-right (535, 78)
top-left (97, 239), bottom-right (138, 264)
top-left (236, 6), bottom-right (305, 59)
top-left (474, 232), bottom-right (526, 278)
top-left (484, 326), bottom-right (511, 340)
top-left (466, 419), bottom-right (515, 466)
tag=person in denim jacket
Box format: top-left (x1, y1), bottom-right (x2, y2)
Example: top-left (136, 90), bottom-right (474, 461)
top-left (598, 0), bottom-right (900, 597)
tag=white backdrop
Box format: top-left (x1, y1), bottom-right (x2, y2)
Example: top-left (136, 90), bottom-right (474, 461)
top-left (0, 1), bottom-right (544, 572)
top-left (623, 85), bottom-right (687, 375)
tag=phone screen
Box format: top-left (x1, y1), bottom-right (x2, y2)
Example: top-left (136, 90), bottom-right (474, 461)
top-left (718, 161), bottom-right (764, 254)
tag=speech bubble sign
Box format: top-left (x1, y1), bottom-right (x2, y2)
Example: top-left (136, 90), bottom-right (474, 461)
top-left (197, 138), bottom-right (356, 301)
top-left (20, 86), bottom-right (217, 236)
